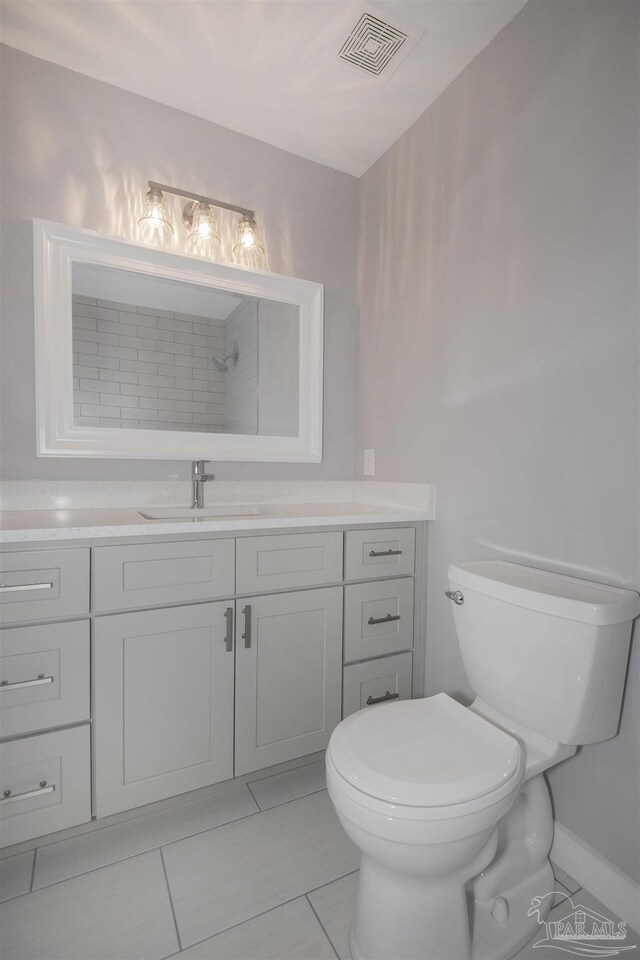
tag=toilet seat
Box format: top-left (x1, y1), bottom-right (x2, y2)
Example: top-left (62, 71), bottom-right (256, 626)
top-left (328, 693), bottom-right (522, 810)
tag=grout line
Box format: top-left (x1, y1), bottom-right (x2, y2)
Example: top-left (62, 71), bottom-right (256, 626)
top-left (244, 754), bottom-right (324, 787)
top-left (161, 870), bottom-right (359, 960)
top-left (26, 809), bottom-right (263, 897)
top-left (555, 878), bottom-right (573, 897)
top-left (161, 895), bottom-right (309, 959)
top-left (161, 788), bottom-right (330, 853)
top-left (1, 753), bottom-right (326, 861)
top-left (254, 786), bottom-right (328, 813)
top-left (9, 788), bottom-right (331, 900)
top-left (14, 851), bottom-right (159, 902)
top-left (246, 781), bottom-right (262, 811)
top-left (29, 848), bottom-right (37, 893)
top-left (306, 893), bottom-right (341, 959)
top-left (160, 847), bottom-right (183, 954)
top-left (306, 868), bottom-right (360, 898)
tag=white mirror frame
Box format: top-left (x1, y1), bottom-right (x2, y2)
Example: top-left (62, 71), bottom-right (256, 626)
top-left (34, 220), bottom-right (323, 461)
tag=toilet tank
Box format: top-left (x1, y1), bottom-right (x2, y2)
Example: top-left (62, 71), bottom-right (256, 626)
top-left (447, 561), bottom-right (640, 745)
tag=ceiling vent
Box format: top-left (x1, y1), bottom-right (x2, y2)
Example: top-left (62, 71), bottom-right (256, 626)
top-left (337, 2), bottom-right (423, 83)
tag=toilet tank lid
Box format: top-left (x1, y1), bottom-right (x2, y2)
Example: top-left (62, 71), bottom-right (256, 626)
top-left (448, 561), bottom-right (640, 626)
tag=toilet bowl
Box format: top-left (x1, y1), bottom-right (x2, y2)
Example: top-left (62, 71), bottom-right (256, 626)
top-left (327, 694), bottom-right (525, 960)
top-left (327, 560), bottom-right (640, 960)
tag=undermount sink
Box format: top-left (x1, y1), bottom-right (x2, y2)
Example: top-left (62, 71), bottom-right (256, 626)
top-left (138, 505), bottom-right (261, 520)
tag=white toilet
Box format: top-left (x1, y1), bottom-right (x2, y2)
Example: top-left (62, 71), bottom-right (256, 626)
top-left (326, 560), bottom-right (640, 960)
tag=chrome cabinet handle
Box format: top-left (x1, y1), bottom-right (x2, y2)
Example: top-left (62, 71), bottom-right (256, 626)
top-left (369, 549), bottom-right (402, 557)
top-left (0, 581), bottom-right (53, 593)
top-left (366, 691), bottom-right (400, 706)
top-left (445, 590), bottom-right (464, 605)
top-left (224, 606), bottom-right (234, 652)
top-left (0, 673), bottom-right (53, 691)
top-left (242, 604), bottom-right (252, 649)
top-left (367, 613), bottom-right (401, 625)
top-left (1, 780), bottom-right (55, 805)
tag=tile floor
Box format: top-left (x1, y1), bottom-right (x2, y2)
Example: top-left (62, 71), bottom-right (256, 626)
top-left (0, 754), bottom-right (637, 960)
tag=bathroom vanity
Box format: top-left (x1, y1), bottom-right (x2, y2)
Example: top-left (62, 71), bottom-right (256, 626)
top-left (0, 498), bottom-right (429, 848)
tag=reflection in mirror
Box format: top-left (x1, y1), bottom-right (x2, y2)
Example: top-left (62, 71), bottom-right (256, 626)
top-left (71, 263), bottom-right (299, 437)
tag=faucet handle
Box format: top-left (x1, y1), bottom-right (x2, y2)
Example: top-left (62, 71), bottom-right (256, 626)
top-left (192, 460), bottom-right (214, 481)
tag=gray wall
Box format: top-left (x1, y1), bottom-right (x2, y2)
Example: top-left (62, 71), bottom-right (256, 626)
top-left (355, 1), bottom-right (639, 881)
top-left (0, 44), bottom-right (358, 480)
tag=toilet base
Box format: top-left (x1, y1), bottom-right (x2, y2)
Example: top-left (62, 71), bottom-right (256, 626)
top-left (470, 860), bottom-right (554, 959)
top-left (350, 858), bottom-right (475, 960)
top-left (346, 775), bottom-right (557, 960)
top-left (470, 775), bottom-right (556, 958)
top-left (349, 832), bottom-right (500, 960)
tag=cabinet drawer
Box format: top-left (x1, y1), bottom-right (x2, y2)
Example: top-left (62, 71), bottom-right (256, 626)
top-left (344, 578), bottom-right (414, 663)
top-left (0, 725), bottom-right (91, 847)
top-left (236, 533), bottom-right (343, 594)
top-left (0, 621), bottom-right (90, 737)
top-left (0, 549), bottom-right (89, 625)
top-left (343, 652), bottom-right (413, 719)
top-left (345, 528), bottom-right (415, 581)
top-left (94, 539), bottom-right (235, 612)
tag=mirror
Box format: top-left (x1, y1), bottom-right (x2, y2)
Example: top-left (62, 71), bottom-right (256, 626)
top-left (35, 221), bottom-right (323, 461)
top-left (72, 264), bottom-right (299, 437)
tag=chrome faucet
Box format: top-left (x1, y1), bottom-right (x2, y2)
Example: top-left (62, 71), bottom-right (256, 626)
top-left (191, 460), bottom-right (214, 509)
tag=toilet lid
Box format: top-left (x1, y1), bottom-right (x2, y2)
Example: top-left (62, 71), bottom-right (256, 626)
top-left (329, 693), bottom-right (522, 807)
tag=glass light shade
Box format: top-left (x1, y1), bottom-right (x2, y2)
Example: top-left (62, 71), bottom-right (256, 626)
top-left (186, 202), bottom-right (220, 258)
top-left (233, 215), bottom-right (265, 256)
top-left (137, 188), bottom-right (173, 243)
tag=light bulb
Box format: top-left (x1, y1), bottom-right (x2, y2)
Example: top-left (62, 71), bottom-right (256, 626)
top-left (138, 187), bottom-right (173, 243)
top-left (233, 215), bottom-right (264, 257)
top-left (186, 202), bottom-right (220, 258)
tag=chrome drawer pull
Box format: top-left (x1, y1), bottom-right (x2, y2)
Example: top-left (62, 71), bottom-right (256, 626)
top-left (367, 613), bottom-right (401, 625)
top-left (224, 606), bottom-right (234, 653)
top-left (369, 549), bottom-right (402, 557)
top-left (0, 673), bottom-right (53, 691)
top-left (445, 590), bottom-right (464, 605)
top-left (366, 691), bottom-right (400, 706)
top-left (1, 780), bottom-right (55, 805)
top-left (242, 604), bottom-right (252, 649)
top-left (0, 581), bottom-right (53, 593)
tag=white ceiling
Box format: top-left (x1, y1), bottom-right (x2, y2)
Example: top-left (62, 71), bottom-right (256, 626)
top-left (0, 0), bottom-right (527, 176)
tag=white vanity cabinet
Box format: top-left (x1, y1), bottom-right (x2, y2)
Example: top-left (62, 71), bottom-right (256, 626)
top-left (0, 521), bottom-right (424, 844)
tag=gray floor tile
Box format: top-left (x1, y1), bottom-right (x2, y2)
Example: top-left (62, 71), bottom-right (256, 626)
top-left (33, 779), bottom-right (257, 889)
top-left (0, 851), bottom-right (178, 959)
top-left (307, 871), bottom-right (359, 960)
top-left (249, 760), bottom-right (326, 810)
top-left (176, 897), bottom-right (336, 959)
top-left (0, 851), bottom-right (34, 903)
top-left (515, 888), bottom-right (639, 959)
top-left (0, 754), bottom-right (324, 862)
top-left (551, 860), bottom-right (581, 894)
top-left (163, 789), bottom-right (359, 949)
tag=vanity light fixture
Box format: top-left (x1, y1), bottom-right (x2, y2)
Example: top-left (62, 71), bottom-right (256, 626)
top-left (138, 181), bottom-right (264, 258)
top-left (184, 201), bottom-right (220, 258)
top-left (137, 186), bottom-right (174, 243)
top-left (233, 215), bottom-right (264, 257)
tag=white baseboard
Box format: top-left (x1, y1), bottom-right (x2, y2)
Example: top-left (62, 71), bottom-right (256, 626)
top-left (551, 822), bottom-right (640, 934)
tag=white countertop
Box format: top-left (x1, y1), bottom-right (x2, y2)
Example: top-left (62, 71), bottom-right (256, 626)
top-left (0, 482), bottom-right (434, 543)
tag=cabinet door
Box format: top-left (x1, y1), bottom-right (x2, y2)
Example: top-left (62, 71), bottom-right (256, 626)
top-left (95, 602), bottom-right (234, 817)
top-left (235, 587), bottom-right (343, 775)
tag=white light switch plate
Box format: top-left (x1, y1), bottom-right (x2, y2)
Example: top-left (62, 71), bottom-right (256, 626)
top-left (363, 449), bottom-right (375, 476)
